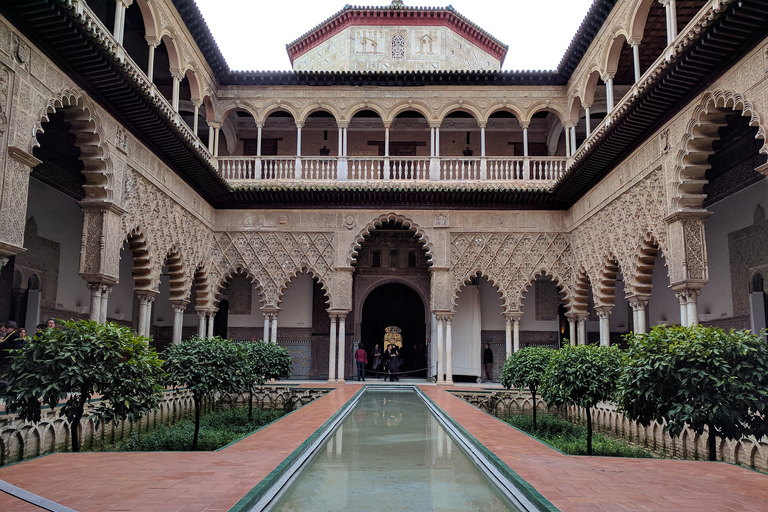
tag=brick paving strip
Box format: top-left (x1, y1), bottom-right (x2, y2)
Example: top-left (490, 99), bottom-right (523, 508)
top-left (0, 384), bottom-right (766, 512)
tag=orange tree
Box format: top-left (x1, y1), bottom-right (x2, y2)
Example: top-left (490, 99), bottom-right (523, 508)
top-left (540, 344), bottom-right (623, 455)
top-left (501, 346), bottom-right (553, 431)
top-left (1, 320), bottom-right (164, 452)
top-left (618, 325), bottom-right (768, 461)
top-left (237, 340), bottom-right (292, 420)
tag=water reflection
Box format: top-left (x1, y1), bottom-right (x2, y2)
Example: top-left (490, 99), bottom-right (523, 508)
top-left (273, 390), bottom-right (515, 511)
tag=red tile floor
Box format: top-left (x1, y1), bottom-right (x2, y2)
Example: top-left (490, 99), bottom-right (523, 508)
top-left (1, 383), bottom-right (767, 511)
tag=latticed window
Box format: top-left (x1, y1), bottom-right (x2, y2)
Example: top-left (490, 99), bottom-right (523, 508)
top-left (391, 34), bottom-right (405, 59)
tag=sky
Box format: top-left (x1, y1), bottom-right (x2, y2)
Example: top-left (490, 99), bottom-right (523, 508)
top-left (192, 0), bottom-right (597, 72)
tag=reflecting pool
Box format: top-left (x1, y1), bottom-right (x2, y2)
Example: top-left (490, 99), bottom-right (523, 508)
top-left (269, 389), bottom-right (521, 511)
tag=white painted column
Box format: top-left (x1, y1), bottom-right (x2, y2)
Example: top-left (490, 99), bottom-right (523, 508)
top-left (271, 313), bottom-right (278, 343)
top-left (513, 314), bottom-right (521, 353)
top-left (568, 315), bottom-right (577, 346)
top-left (597, 307), bottom-right (611, 346)
top-left (263, 313), bottom-right (270, 341)
top-left (577, 316), bottom-right (587, 345)
top-left (146, 42), bottom-right (157, 82)
top-left (336, 315), bottom-right (346, 382)
top-left (89, 285), bottom-right (102, 322)
top-left (676, 292), bottom-right (689, 327)
top-left (296, 124), bottom-right (303, 157)
top-left (631, 40), bottom-right (642, 82)
top-left (445, 316), bottom-right (453, 385)
top-left (436, 316), bottom-right (444, 383)
top-left (384, 125), bottom-right (390, 157)
top-left (522, 125), bottom-right (529, 156)
top-left (606, 75), bottom-right (615, 113)
top-left (337, 127), bottom-right (343, 156)
top-left (113, 0), bottom-right (127, 45)
top-left (584, 105), bottom-right (592, 138)
top-left (192, 103), bottom-right (200, 136)
top-left (504, 315), bottom-right (512, 359)
top-left (171, 302), bottom-right (186, 344)
top-left (257, 124), bottom-right (263, 157)
top-left (570, 126), bottom-right (577, 154)
top-left (99, 285), bottom-right (110, 324)
top-left (197, 311), bottom-right (206, 338)
top-left (480, 126), bottom-right (486, 157)
top-left (343, 127), bottom-right (348, 156)
top-left (564, 126), bottom-right (572, 157)
top-left (171, 70), bottom-right (182, 112)
top-left (686, 290), bottom-right (700, 326)
top-left (206, 310), bottom-right (215, 338)
top-left (662, 0), bottom-right (678, 45)
top-left (630, 299), bottom-right (648, 334)
top-left (430, 127), bottom-right (435, 156)
top-left (435, 126), bottom-right (440, 156)
top-left (137, 292), bottom-right (156, 338)
top-left (213, 125), bottom-right (221, 157)
top-left (328, 315), bottom-right (337, 382)
top-left (208, 126), bottom-right (215, 154)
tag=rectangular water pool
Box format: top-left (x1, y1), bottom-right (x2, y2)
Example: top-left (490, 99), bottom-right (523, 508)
top-left (263, 388), bottom-right (535, 511)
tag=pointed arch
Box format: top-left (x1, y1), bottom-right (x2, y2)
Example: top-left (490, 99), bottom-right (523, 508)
top-left (347, 213), bottom-right (434, 266)
top-left (33, 89), bottom-right (113, 202)
top-left (674, 90), bottom-right (768, 212)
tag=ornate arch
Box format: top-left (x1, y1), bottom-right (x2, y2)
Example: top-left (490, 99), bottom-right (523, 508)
top-left (387, 102), bottom-right (433, 124)
top-left (436, 103), bottom-right (482, 124)
top-left (162, 245), bottom-right (188, 303)
top-left (213, 265), bottom-right (264, 308)
top-left (133, 0), bottom-right (159, 39)
top-left (258, 103), bottom-right (299, 125)
top-left (630, 232), bottom-right (661, 297)
top-left (596, 254), bottom-right (621, 307)
top-left (159, 33), bottom-right (182, 71)
top-left (482, 104), bottom-right (525, 125)
top-left (276, 266), bottom-right (331, 306)
top-left (192, 262), bottom-right (212, 310)
top-left (570, 267), bottom-right (592, 314)
top-left (629, 0), bottom-right (655, 41)
top-left (674, 90), bottom-right (768, 212)
top-left (218, 104), bottom-right (259, 125)
top-left (517, 268), bottom-right (571, 315)
top-left (347, 213), bottom-right (434, 266)
top-left (33, 89), bottom-right (113, 202)
top-left (604, 33), bottom-right (629, 77)
top-left (450, 269), bottom-right (507, 313)
top-left (124, 226), bottom-right (153, 292)
top-left (582, 68), bottom-right (602, 108)
top-left (344, 103), bottom-right (387, 123)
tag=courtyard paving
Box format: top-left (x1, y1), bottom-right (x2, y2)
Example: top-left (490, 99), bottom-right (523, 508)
top-left (1, 381), bottom-right (767, 511)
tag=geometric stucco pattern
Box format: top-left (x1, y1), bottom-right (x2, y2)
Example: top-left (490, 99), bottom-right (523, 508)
top-left (572, 170), bottom-right (668, 303)
top-left (121, 170), bottom-right (213, 298)
top-left (210, 231), bottom-right (335, 309)
top-left (450, 232), bottom-right (573, 312)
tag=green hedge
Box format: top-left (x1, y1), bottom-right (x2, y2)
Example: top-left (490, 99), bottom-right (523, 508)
top-left (112, 407), bottom-right (285, 452)
top-left (505, 414), bottom-right (652, 458)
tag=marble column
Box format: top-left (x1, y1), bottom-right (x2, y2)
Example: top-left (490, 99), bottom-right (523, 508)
top-left (584, 105), bottom-right (591, 138)
top-left (88, 284), bottom-right (103, 322)
top-left (263, 312), bottom-right (270, 342)
top-left (661, 0), bottom-right (678, 45)
top-left (567, 313), bottom-right (577, 346)
top-left (686, 289), bottom-right (701, 326)
top-left (676, 291), bottom-right (689, 327)
top-left (171, 70), bottom-right (182, 112)
top-left (629, 297), bottom-right (649, 334)
top-left (631, 40), bottom-right (642, 82)
top-left (328, 314), bottom-right (337, 382)
top-left (99, 285), bottom-right (111, 324)
top-left (270, 313), bottom-right (278, 343)
top-left (171, 301), bottom-right (188, 344)
top-left (146, 40), bottom-right (157, 82)
top-left (137, 291), bottom-right (157, 338)
top-left (445, 315), bottom-right (453, 385)
top-left (512, 313), bottom-right (522, 353)
top-left (596, 306), bottom-right (612, 346)
top-left (436, 316), bottom-right (444, 384)
top-left (504, 314), bottom-right (513, 359)
top-left (605, 75), bottom-right (615, 113)
top-left (577, 315), bottom-right (587, 345)
top-left (206, 310), bottom-right (216, 338)
top-left (336, 315), bottom-right (346, 383)
top-left (197, 310), bottom-right (206, 338)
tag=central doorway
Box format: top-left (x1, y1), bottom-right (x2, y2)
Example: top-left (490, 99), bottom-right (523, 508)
top-left (361, 283), bottom-right (427, 377)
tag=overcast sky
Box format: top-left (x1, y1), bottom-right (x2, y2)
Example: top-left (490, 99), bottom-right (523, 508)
top-left (192, 0), bottom-right (596, 72)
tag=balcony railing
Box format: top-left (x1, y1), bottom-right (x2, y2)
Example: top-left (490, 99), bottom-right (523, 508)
top-left (219, 156), bottom-right (568, 186)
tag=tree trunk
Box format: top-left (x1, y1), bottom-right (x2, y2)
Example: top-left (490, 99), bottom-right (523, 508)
top-left (708, 425), bottom-right (717, 461)
top-left (71, 393), bottom-right (87, 453)
top-left (192, 394), bottom-right (201, 450)
top-left (248, 388), bottom-right (254, 421)
top-left (586, 407), bottom-right (593, 456)
top-left (531, 387), bottom-right (537, 431)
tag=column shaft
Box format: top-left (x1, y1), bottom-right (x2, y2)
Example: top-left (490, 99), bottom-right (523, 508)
top-left (263, 313), bottom-right (270, 342)
top-left (568, 318), bottom-right (577, 346)
top-left (606, 78), bottom-right (615, 113)
top-left (99, 286), bottom-right (109, 324)
top-left (328, 315), bottom-right (337, 382)
top-left (564, 127), bottom-right (571, 156)
top-left (513, 318), bottom-right (520, 352)
top-left (197, 312), bottom-right (206, 338)
top-left (296, 126), bottom-right (302, 157)
top-left (436, 317), bottom-right (444, 383)
top-left (384, 126), bottom-right (390, 157)
top-left (632, 42), bottom-right (642, 82)
top-left (504, 317), bottom-right (512, 359)
top-left (147, 43), bottom-right (156, 82)
top-left (206, 312), bottom-right (215, 338)
top-left (89, 286), bottom-right (102, 322)
top-left (271, 313), bottom-right (278, 343)
top-left (480, 127), bottom-right (486, 157)
top-left (336, 316), bottom-right (346, 382)
top-left (522, 127), bottom-right (529, 157)
top-left (445, 317), bottom-right (453, 385)
top-left (585, 107), bottom-right (591, 138)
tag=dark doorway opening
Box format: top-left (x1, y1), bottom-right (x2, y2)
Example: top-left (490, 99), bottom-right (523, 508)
top-left (214, 299), bottom-right (229, 339)
top-left (361, 283), bottom-right (426, 377)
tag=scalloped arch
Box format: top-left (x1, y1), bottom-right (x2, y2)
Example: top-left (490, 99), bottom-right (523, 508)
top-left (674, 90), bottom-right (768, 212)
top-left (450, 269), bottom-right (507, 314)
top-left (123, 225), bottom-right (154, 292)
top-left (213, 265), bottom-right (265, 308)
top-left (596, 254), bottom-right (621, 307)
top-left (276, 267), bottom-right (331, 306)
top-left (571, 267), bottom-right (592, 314)
top-left (33, 89), bottom-right (113, 202)
top-left (630, 232), bottom-right (662, 297)
top-left (517, 267), bottom-right (571, 313)
top-left (347, 213), bottom-right (434, 267)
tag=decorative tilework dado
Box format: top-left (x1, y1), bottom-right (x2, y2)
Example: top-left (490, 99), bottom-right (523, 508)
top-left (278, 340), bottom-right (312, 379)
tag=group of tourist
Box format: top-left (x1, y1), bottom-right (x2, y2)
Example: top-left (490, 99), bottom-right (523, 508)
top-left (0, 318), bottom-right (57, 377)
top-left (355, 342), bottom-right (429, 381)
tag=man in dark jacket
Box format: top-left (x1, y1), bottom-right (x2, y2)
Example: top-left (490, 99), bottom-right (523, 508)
top-left (483, 343), bottom-right (494, 382)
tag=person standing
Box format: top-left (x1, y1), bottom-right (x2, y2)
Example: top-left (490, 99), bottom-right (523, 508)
top-left (388, 350), bottom-right (401, 381)
top-left (372, 343), bottom-right (382, 378)
top-left (483, 343), bottom-right (494, 382)
top-left (1, 321), bottom-right (24, 379)
top-left (355, 343), bottom-right (368, 381)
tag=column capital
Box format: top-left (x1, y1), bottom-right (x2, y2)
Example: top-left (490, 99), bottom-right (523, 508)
top-left (672, 286), bottom-right (702, 301)
top-left (602, 72), bottom-right (616, 82)
top-left (261, 306), bottom-right (280, 315)
top-left (429, 122), bottom-right (442, 129)
top-left (628, 38), bottom-right (642, 47)
top-left (382, 121), bottom-right (392, 129)
top-left (169, 69), bottom-right (184, 80)
top-left (145, 35), bottom-right (160, 47)
top-left (477, 122), bottom-right (487, 129)
top-left (207, 121), bottom-right (221, 129)
top-left (295, 121), bottom-right (305, 129)
top-left (627, 294), bottom-right (650, 310)
top-left (337, 122), bottom-right (349, 129)
top-left (171, 300), bottom-right (189, 313)
top-left (518, 120), bottom-right (530, 129)
top-left (503, 311), bottom-right (523, 321)
top-left (136, 289), bottom-right (158, 304)
top-left (117, 0), bottom-right (134, 7)
top-left (595, 305), bottom-right (613, 318)
top-left (581, 101), bottom-right (593, 109)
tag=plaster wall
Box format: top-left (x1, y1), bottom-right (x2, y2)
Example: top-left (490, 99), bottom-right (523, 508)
top-left (25, 179), bottom-right (88, 314)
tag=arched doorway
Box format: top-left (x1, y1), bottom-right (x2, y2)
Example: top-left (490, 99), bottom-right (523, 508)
top-left (361, 283), bottom-right (427, 377)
